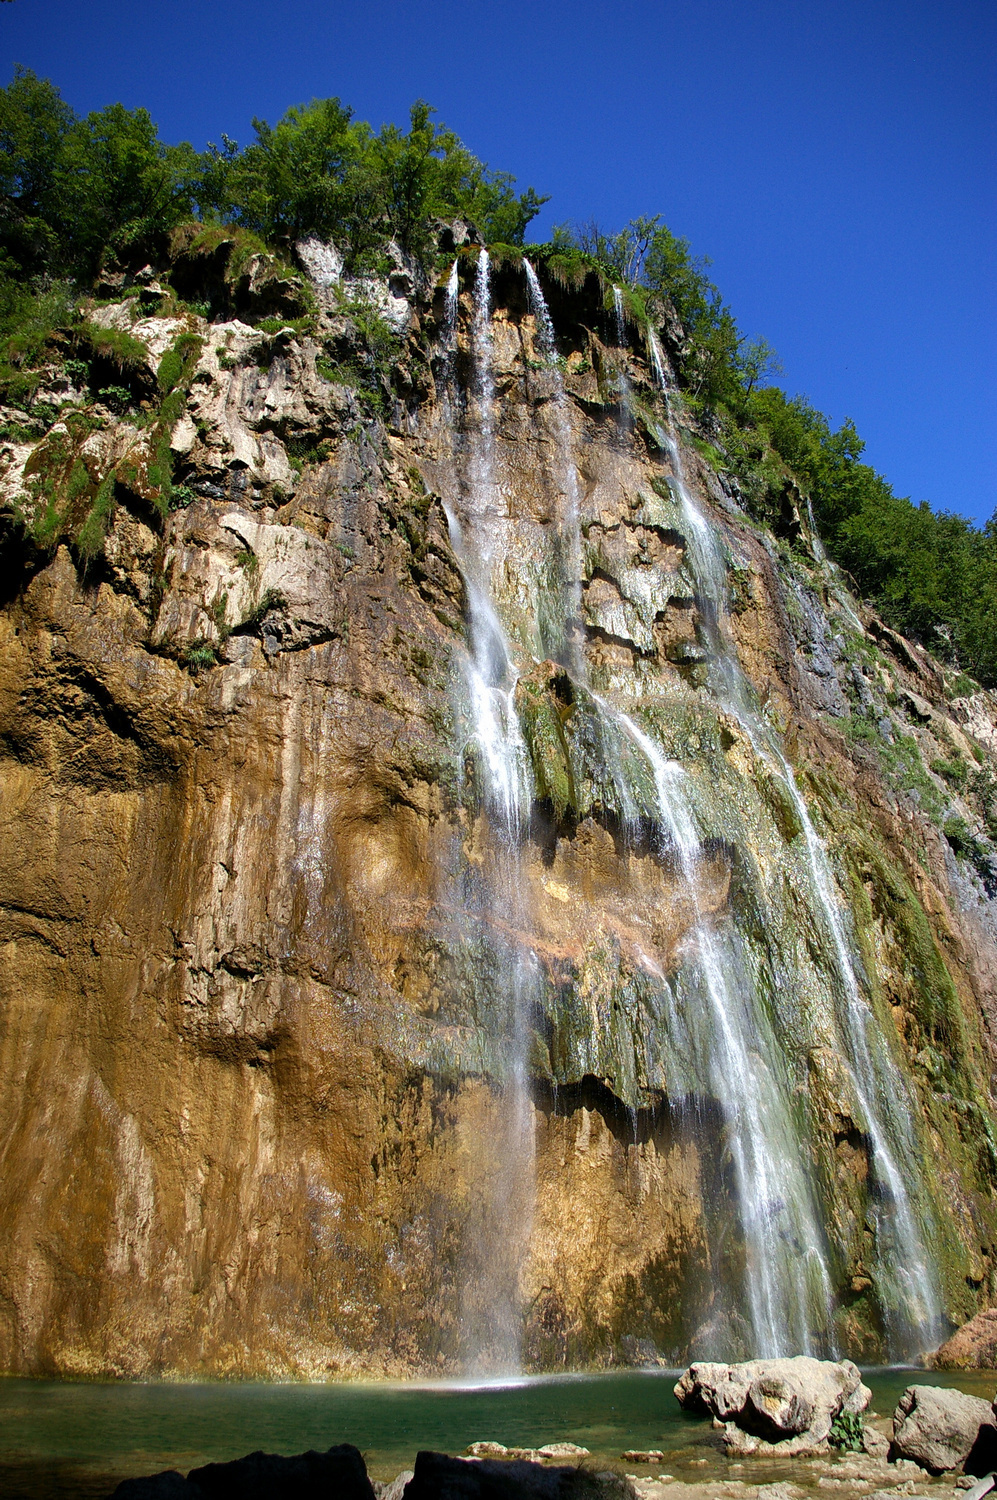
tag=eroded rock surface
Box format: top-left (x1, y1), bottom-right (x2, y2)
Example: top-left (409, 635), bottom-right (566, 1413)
top-left (675, 1359), bottom-right (870, 1455)
top-left (890, 1386), bottom-right (997, 1473)
top-left (2, 240), bottom-right (997, 1376)
top-left (929, 1311), bottom-right (997, 1370)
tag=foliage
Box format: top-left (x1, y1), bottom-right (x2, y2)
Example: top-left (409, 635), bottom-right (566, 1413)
top-left (194, 99), bottom-right (546, 269)
top-left (0, 67), bottom-right (197, 280)
top-left (1, 64), bottom-right (991, 689)
top-left (741, 387), bottom-right (997, 684)
top-left (0, 273), bottom-right (76, 402)
top-left (828, 1411), bottom-right (864, 1452)
top-left (183, 641), bottom-right (218, 671)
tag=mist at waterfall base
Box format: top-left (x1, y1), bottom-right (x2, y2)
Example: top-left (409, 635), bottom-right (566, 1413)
top-left (434, 253), bottom-right (943, 1371)
top-left (3, 1369), bottom-right (996, 1498)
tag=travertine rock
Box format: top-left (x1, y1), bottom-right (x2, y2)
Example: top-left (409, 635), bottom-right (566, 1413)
top-left (891, 1385), bottom-right (997, 1473)
top-left (2, 248), bottom-right (997, 1380)
top-left (928, 1310), bottom-right (997, 1370)
top-left (674, 1358), bottom-right (870, 1454)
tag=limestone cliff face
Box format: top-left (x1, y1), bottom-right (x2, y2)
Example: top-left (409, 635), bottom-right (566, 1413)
top-left (2, 241), bottom-right (997, 1377)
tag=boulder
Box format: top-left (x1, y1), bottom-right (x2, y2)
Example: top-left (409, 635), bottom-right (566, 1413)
top-left (186, 1444), bottom-right (376, 1498)
top-left (928, 1311), bottom-right (997, 1370)
top-left (401, 1451), bottom-right (635, 1497)
top-left (111, 1476), bottom-right (204, 1499)
top-left (891, 1385), bottom-right (997, 1473)
top-left (674, 1357), bottom-right (871, 1455)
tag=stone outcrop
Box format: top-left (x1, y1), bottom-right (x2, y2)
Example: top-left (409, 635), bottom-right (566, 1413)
top-left (2, 236), bottom-right (997, 1376)
top-left (928, 1311), bottom-right (997, 1370)
top-left (111, 1443), bottom-right (376, 1498)
top-left (890, 1385), bottom-right (997, 1473)
top-left (674, 1358), bottom-right (871, 1455)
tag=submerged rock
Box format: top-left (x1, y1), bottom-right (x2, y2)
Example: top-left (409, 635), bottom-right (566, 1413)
top-left (928, 1311), bottom-right (997, 1370)
top-left (890, 1385), bottom-right (997, 1473)
top-left (674, 1358), bottom-right (871, 1455)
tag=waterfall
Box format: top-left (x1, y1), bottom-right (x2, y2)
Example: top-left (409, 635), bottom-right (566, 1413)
top-left (526, 272), bottom-right (834, 1354)
top-left (612, 285), bottom-right (632, 415)
top-left (439, 250), bottom-right (536, 1372)
top-left (523, 260), bottom-right (584, 676)
top-left (603, 699), bottom-right (834, 1356)
top-left (646, 331), bottom-right (941, 1349)
top-left (437, 259), bottom-right (459, 421)
top-left (432, 261), bottom-right (939, 1368)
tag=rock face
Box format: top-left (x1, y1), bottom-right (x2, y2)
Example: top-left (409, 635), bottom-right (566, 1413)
top-left (929, 1310), bottom-right (997, 1370)
top-left (890, 1385), bottom-right (997, 1473)
top-left (2, 240), bottom-right (997, 1376)
top-left (674, 1358), bottom-right (871, 1455)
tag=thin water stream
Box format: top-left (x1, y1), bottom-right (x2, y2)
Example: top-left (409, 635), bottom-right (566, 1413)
top-left (646, 332), bottom-right (941, 1349)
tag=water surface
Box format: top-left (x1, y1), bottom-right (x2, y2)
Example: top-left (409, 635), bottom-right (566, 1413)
top-left (2, 1367), bottom-right (994, 1499)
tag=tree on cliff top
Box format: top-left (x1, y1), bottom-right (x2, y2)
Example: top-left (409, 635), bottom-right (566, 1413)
top-left (198, 98), bottom-right (546, 264)
top-left (0, 71), bottom-right (546, 280)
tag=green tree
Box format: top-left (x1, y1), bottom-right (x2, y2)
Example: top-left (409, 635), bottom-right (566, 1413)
top-left (0, 65), bottom-right (74, 272)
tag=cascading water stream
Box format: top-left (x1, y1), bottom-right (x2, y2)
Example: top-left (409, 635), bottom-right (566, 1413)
top-left (523, 260), bottom-right (584, 676)
top-left (612, 285), bottom-right (632, 414)
top-left (601, 698), bottom-right (834, 1356)
top-left (646, 331), bottom-right (941, 1348)
top-left (526, 268), bottom-right (833, 1354)
top-left (438, 251), bottom-right (537, 1371)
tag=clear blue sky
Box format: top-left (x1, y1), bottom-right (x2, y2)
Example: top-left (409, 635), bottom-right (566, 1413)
top-left (4, 0), bottom-right (994, 522)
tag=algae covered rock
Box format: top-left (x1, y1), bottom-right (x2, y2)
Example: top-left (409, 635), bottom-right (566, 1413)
top-left (674, 1357), bottom-right (871, 1454)
top-left (890, 1385), bottom-right (997, 1473)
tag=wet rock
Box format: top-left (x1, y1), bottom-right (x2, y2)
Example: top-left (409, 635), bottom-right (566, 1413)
top-left (890, 1385), bottom-right (997, 1473)
top-left (186, 1443), bottom-right (376, 1497)
top-left (675, 1358), bottom-right (871, 1455)
top-left (539, 1446), bottom-right (593, 1459)
top-left (620, 1452), bottom-right (665, 1464)
top-left (927, 1310), bottom-right (997, 1370)
top-left (402, 1451), bottom-right (635, 1496)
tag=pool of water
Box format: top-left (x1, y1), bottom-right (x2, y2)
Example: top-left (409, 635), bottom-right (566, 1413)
top-left (1, 1367), bottom-right (995, 1499)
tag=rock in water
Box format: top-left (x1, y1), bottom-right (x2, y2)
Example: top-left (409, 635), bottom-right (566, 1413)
top-left (890, 1385), bottom-right (997, 1473)
top-left (674, 1358), bottom-right (871, 1455)
top-left (928, 1311), bottom-right (997, 1370)
top-left (402, 1451), bottom-right (635, 1497)
top-left (186, 1443), bottom-right (376, 1497)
